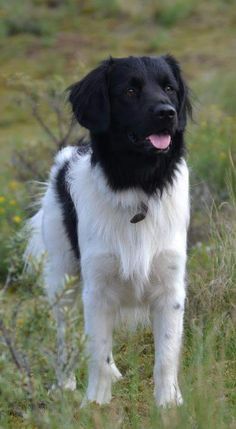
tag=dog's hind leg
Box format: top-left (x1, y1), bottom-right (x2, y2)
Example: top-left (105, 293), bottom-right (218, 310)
top-left (25, 203), bottom-right (79, 390)
top-left (44, 261), bottom-right (78, 391)
top-left (40, 185), bottom-right (79, 391)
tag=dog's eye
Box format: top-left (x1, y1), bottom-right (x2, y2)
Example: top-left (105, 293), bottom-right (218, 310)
top-left (165, 85), bottom-right (175, 94)
top-left (125, 87), bottom-right (137, 97)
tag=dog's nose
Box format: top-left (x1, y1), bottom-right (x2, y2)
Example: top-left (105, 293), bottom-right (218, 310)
top-left (153, 105), bottom-right (176, 120)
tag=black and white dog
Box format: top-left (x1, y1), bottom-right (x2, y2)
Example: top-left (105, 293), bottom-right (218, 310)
top-left (25, 55), bottom-right (192, 407)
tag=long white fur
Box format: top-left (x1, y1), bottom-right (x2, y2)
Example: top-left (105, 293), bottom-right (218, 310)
top-left (25, 145), bottom-right (190, 407)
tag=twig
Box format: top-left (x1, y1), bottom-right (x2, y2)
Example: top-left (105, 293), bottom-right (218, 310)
top-left (0, 319), bottom-right (43, 426)
top-left (22, 355), bottom-right (37, 408)
top-left (12, 151), bottom-right (45, 182)
top-left (31, 103), bottom-right (59, 146)
top-left (50, 98), bottom-right (65, 141)
top-left (0, 318), bottom-right (23, 373)
top-left (2, 272), bottom-right (11, 293)
top-left (58, 120), bottom-right (76, 149)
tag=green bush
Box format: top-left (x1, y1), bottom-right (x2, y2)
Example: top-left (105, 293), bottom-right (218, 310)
top-left (189, 107), bottom-right (236, 199)
top-left (154, 0), bottom-right (196, 27)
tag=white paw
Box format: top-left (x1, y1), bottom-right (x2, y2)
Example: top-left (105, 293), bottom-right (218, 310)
top-left (110, 361), bottom-right (123, 382)
top-left (80, 390), bottom-right (111, 408)
top-left (155, 383), bottom-right (183, 408)
top-left (81, 360), bottom-right (122, 407)
top-left (85, 383), bottom-right (112, 405)
top-left (49, 374), bottom-right (77, 393)
top-left (62, 374), bottom-right (77, 391)
top-left (85, 363), bottom-right (113, 405)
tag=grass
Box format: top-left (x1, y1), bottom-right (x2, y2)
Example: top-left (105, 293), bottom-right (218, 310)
top-left (189, 108), bottom-right (236, 199)
top-left (0, 197), bottom-right (235, 428)
top-left (153, 0), bottom-right (196, 27)
top-left (0, 0), bottom-right (236, 427)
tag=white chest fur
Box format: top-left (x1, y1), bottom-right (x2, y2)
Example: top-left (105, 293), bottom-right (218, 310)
top-left (69, 154), bottom-right (190, 303)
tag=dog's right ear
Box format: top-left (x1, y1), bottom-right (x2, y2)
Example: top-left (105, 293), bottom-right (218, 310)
top-left (68, 59), bottom-right (112, 133)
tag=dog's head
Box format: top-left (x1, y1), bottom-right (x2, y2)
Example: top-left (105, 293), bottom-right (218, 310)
top-left (68, 55), bottom-right (191, 155)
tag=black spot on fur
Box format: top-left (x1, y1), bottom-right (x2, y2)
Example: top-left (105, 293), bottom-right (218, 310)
top-left (55, 161), bottom-right (80, 259)
top-left (168, 264), bottom-right (178, 271)
top-left (173, 303), bottom-right (181, 310)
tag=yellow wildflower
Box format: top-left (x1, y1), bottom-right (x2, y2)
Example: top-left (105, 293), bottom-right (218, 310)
top-left (12, 215), bottom-right (22, 224)
top-left (9, 180), bottom-right (19, 190)
top-left (219, 152), bottom-right (226, 160)
top-left (0, 196), bottom-right (5, 203)
top-left (17, 319), bottom-right (24, 327)
top-left (9, 199), bottom-right (16, 206)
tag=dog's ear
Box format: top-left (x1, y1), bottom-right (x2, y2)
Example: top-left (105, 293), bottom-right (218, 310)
top-left (68, 59), bottom-right (112, 133)
top-left (163, 55), bottom-right (192, 131)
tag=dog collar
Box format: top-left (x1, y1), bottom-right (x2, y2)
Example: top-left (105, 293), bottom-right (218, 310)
top-left (130, 201), bottom-right (148, 224)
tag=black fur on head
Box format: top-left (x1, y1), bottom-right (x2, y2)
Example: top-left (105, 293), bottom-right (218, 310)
top-left (68, 59), bottom-right (113, 133)
top-left (68, 55), bottom-right (192, 195)
top-left (163, 55), bottom-right (192, 131)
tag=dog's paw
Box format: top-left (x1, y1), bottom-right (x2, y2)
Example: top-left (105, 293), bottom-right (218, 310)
top-left (49, 374), bottom-right (77, 394)
top-left (110, 361), bottom-right (123, 382)
top-left (85, 364), bottom-right (113, 405)
top-left (155, 383), bottom-right (183, 408)
top-left (62, 374), bottom-right (77, 391)
top-left (80, 388), bottom-right (111, 408)
top-left (86, 378), bottom-right (112, 405)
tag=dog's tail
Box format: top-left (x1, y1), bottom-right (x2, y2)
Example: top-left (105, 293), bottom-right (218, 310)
top-left (23, 146), bottom-right (79, 273)
top-left (23, 207), bottom-right (46, 272)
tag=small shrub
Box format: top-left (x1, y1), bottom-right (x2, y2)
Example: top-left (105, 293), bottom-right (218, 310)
top-left (81, 0), bottom-right (122, 17)
top-left (7, 74), bottom-right (81, 182)
top-left (189, 106), bottom-right (236, 199)
top-left (154, 0), bottom-right (196, 27)
top-left (4, 17), bottom-right (46, 37)
top-left (146, 29), bottom-right (170, 52)
top-left (187, 184), bottom-right (236, 322)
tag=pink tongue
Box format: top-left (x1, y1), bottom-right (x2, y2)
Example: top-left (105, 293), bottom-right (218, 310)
top-left (147, 134), bottom-right (171, 149)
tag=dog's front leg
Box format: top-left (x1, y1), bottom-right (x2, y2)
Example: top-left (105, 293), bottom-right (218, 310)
top-left (83, 289), bottom-right (116, 405)
top-left (151, 252), bottom-right (186, 407)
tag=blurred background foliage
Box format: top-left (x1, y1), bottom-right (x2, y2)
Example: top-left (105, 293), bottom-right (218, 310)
top-left (0, 1), bottom-right (235, 428)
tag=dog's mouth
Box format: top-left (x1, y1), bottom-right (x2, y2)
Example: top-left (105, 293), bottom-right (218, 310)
top-left (128, 131), bottom-right (172, 153)
top-left (145, 134), bottom-right (171, 152)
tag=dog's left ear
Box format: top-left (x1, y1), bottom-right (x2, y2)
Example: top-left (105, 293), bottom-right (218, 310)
top-left (68, 59), bottom-right (112, 133)
top-left (164, 55), bottom-right (192, 131)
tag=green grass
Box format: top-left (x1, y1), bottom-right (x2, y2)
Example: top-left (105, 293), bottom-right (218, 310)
top-left (0, 196), bottom-right (235, 428)
top-left (153, 0), bottom-right (196, 27)
top-left (0, 0), bottom-right (236, 427)
top-left (189, 108), bottom-right (236, 198)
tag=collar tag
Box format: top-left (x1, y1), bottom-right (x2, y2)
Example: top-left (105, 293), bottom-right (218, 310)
top-left (130, 202), bottom-right (148, 224)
